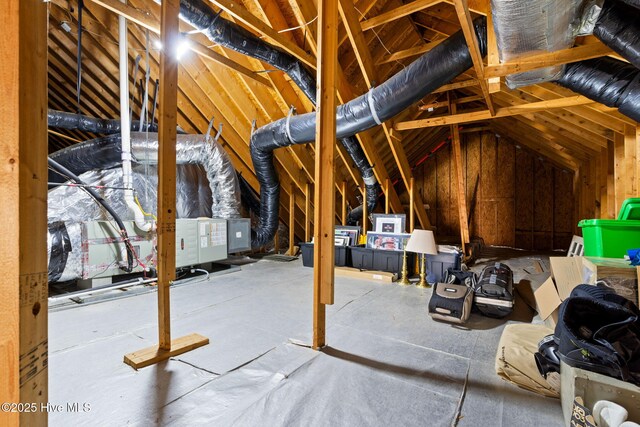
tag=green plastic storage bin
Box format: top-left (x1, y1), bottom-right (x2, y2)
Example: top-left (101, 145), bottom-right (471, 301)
top-left (618, 198), bottom-right (640, 220)
top-left (578, 218), bottom-right (640, 258)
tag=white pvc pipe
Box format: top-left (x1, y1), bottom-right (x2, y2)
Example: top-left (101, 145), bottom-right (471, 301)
top-left (119, 4), bottom-right (155, 232)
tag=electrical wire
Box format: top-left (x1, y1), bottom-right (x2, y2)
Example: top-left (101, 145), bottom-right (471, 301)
top-left (134, 194), bottom-right (157, 221)
top-left (277, 16), bottom-right (318, 33)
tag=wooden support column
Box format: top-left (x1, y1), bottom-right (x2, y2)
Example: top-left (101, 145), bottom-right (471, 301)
top-left (362, 186), bottom-right (368, 234)
top-left (384, 179), bottom-right (390, 214)
top-left (450, 103), bottom-right (470, 255)
top-left (0, 1), bottom-right (48, 423)
top-left (306, 182), bottom-right (312, 242)
top-left (409, 177), bottom-right (415, 232)
top-left (313, 0), bottom-right (338, 349)
top-left (289, 183), bottom-right (295, 254)
top-left (124, 0), bottom-right (207, 369)
top-left (341, 181), bottom-right (347, 225)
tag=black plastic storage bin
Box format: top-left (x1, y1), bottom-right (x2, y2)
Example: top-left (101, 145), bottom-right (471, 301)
top-left (372, 250), bottom-right (415, 276)
top-left (425, 251), bottom-right (462, 283)
top-left (349, 246), bottom-right (374, 270)
top-left (299, 243), bottom-right (349, 267)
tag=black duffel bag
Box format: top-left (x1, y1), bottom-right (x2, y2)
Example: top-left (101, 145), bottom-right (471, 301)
top-left (555, 284), bottom-right (640, 385)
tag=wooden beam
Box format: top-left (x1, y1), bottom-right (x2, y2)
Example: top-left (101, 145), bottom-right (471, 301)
top-left (362, 186), bottom-right (368, 233)
top-left (453, 0), bottom-right (494, 114)
top-left (0, 0), bottom-right (48, 423)
top-left (210, 0), bottom-right (316, 69)
top-left (396, 95), bottom-right (594, 129)
top-left (306, 182), bottom-right (312, 241)
top-left (339, 0), bottom-right (378, 86)
top-left (486, 9), bottom-right (500, 93)
top-left (450, 103), bottom-right (469, 254)
top-left (88, 0), bottom-right (270, 86)
top-left (432, 79), bottom-right (479, 93)
top-left (385, 179), bottom-right (390, 213)
top-left (361, 0), bottom-right (443, 31)
top-left (341, 181), bottom-right (347, 225)
top-left (379, 38), bottom-right (443, 64)
top-left (313, 0), bottom-right (338, 349)
top-left (124, 0), bottom-right (207, 368)
top-left (409, 177), bottom-right (415, 232)
top-left (484, 42), bottom-right (613, 79)
top-left (289, 182), bottom-right (295, 253)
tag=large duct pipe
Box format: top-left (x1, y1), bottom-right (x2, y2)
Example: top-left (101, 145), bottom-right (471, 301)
top-left (49, 133), bottom-right (241, 219)
top-left (178, 0), bottom-right (378, 225)
top-left (249, 18), bottom-right (487, 246)
top-left (556, 57), bottom-right (640, 122)
top-left (47, 109), bottom-right (160, 134)
top-left (593, 0), bottom-right (640, 70)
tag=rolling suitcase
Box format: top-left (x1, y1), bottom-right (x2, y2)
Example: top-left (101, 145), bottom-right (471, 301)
top-left (428, 282), bottom-right (474, 324)
top-left (474, 262), bottom-right (514, 318)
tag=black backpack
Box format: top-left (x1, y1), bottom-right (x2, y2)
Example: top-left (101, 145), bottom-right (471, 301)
top-left (554, 284), bottom-right (640, 385)
top-left (443, 268), bottom-right (477, 288)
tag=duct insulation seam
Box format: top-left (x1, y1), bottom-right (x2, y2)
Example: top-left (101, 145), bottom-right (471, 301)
top-left (593, 0), bottom-right (640, 70)
top-left (249, 18), bottom-right (487, 246)
top-left (47, 133), bottom-right (241, 282)
top-left (178, 0), bottom-right (378, 224)
top-left (491, 0), bottom-right (589, 89)
top-left (556, 56), bottom-right (640, 123)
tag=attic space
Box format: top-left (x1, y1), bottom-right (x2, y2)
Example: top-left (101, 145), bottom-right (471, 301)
top-left (1, 0), bottom-right (640, 425)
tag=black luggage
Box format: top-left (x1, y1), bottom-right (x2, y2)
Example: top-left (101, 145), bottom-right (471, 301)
top-left (474, 262), bottom-right (514, 318)
top-left (443, 268), bottom-right (478, 288)
top-left (428, 282), bottom-right (474, 324)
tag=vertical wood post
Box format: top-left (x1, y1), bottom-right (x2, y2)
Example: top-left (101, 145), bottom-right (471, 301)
top-left (0, 1), bottom-right (48, 423)
top-left (305, 182), bottom-right (312, 242)
top-left (451, 104), bottom-right (469, 254)
top-left (362, 186), bottom-right (368, 234)
top-left (123, 0), bottom-right (208, 369)
top-left (156, 0), bottom-right (180, 351)
top-left (313, 0), bottom-right (338, 349)
top-left (384, 179), bottom-right (390, 214)
top-left (409, 177), bottom-right (415, 232)
top-left (289, 182), bottom-right (295, 254)
top-left (341, 181), bottom-right (347, 225)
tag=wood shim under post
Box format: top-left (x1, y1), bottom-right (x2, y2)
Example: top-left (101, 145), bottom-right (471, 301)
top-left (0, 1), bottom-right (49, 423)
top-left (123, 0), bottom-right (207, 369)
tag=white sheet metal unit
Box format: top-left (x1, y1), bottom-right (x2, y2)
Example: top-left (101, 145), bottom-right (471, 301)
top-left (197, 218), bottom-right (228, 263)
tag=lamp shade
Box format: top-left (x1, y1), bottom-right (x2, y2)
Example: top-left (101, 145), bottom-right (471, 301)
top-left (404, 229), bottom-right (438, 255)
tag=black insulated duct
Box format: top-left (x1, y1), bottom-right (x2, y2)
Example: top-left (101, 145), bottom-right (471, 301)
top-left (48, 109), bottom-right (160, 134)
top-left (178, 0), bottom-right (378, 232)
top-left (615, 0), bottom-right (640, 10)
top-left (593, 0), bottom-right (640, 70)
top-left (556, 57), bottom-right (640, 123)
top-left (249, 18), bottom-right (487, 246)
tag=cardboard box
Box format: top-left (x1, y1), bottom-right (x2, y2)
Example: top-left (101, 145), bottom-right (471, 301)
top-left (560, 361), bottom-right (640, 427)
top-left (583, 257), bottom-right (639, 306)
top-left (335, 266), bottom-right (397, 283)
top-left (534, 256), bottom-right (640, 327)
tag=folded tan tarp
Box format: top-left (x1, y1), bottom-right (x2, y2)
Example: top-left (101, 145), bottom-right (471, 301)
top-left (495, 324), bottom-right (561, 398)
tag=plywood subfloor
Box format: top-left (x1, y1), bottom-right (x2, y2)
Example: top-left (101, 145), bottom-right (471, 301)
top-left (49, 249), bottom-right (563, 426)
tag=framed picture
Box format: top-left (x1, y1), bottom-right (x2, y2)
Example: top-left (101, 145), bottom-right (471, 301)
top-left (334, 235), bottom-right (350, 246)
top-left (335, 226), bottom-right (361, 246)
top-left (372, 214), bottom-right (406, 234)
top-left (366, 232), bottom-right (410, 251)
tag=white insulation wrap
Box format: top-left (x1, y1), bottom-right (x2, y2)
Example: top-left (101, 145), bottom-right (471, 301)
top-left (491, 0), bottom-right (587, 88)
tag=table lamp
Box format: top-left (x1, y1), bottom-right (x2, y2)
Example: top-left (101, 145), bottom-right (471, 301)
top-left (405, 229), bottom-right (438, 288)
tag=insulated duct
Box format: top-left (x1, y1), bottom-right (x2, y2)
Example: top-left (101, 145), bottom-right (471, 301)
top-left (491, 0), bottom-right (586, 88)
top-left (177, 0), bottom-right (378, 227)
top-left (556, 57), bottom-right (640, 122)
top-left (48, 109), bottom-right (160, 134)
top-left (593, 0), bottom-right (640, 70)
top-left (49, 133), bottom-right (241, 219)
top-left (250, 18), bottom-right (487, 246)
top-left (48, 133), bottom-right (241, 282)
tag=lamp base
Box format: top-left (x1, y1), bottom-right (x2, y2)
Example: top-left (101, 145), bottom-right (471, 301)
top-left (397, 248), bottom-right (412, 286)
top-left (415, 278), bottom-right (430, 288)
